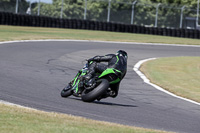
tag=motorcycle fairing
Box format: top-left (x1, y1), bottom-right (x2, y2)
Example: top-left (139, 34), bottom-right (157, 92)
top-left (98, 68), bottom-right (121, 84)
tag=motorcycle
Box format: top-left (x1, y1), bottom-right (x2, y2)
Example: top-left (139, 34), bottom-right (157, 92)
top-left (60, 60), bottom-right (121, 102)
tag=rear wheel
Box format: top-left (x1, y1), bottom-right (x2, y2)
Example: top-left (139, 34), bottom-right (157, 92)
top-left (81, 79), bottom-right (109, 102)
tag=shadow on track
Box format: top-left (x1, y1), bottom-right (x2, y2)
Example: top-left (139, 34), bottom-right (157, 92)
top-left (93, 101), bottom-right (138, 107)
top-left (68, 97), bottom-right (137, 108)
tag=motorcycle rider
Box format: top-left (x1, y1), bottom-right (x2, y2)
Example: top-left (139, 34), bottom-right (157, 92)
top-left (81, 50), bottom-right (128, 100)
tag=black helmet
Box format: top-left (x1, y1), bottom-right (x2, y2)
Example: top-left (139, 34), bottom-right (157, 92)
top-left (117, 50), bottom-right (127, 58)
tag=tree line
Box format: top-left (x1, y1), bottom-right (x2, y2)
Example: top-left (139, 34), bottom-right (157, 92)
top-left (0, 0), bottom-right (199, 28)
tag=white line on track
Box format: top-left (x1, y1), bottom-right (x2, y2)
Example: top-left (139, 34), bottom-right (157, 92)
top-left (0, 39), bottom-right (200, 47)
top-left (0, 39), bottom-right (200, 107)
top-left (0, 100), bottom-right (38, 110)
top-left (133, 58), bottom-right (200, 106)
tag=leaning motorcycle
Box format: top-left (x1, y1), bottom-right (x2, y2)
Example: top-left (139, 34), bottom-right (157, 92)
top-left (60, 61), bottom-right (121, 102)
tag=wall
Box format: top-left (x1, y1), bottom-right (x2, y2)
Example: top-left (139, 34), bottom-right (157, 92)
top-left (0, 12), bottom-right (199, 39)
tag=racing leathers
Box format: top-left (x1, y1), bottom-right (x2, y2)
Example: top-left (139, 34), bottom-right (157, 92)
top-left (84, 53), bottom-right (127, 98)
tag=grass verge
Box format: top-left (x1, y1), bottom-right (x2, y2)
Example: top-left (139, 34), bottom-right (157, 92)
top-left (0, 25), bottom-right (200, 45)
top-left (0, 103), bottom-right (171, 133)
top-left (0, 25), bottom-right (197, 133)
top-left (140, 56), bottom-right (200, 103)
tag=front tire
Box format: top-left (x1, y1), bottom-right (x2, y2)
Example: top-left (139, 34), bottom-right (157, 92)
top-left (81, 79), bottom-right (109, 102)
top-left (61, 87), bottom-right (73, 98)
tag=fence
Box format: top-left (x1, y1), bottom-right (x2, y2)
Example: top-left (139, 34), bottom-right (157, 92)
top-left (1, 11), bottom-right (200, 39)
top-left (0, 0), bottom-right (200, 29)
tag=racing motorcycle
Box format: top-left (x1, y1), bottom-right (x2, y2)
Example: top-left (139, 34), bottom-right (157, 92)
top-left (60, 60), bottom-right (121, 102)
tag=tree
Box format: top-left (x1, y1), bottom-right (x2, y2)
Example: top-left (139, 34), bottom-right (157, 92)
top-left (32, 0), bottom-right (84, 18)
top-left (0, 0), bottom-right (29, 13)
top-left (29, 0), bottom-right (199, 28)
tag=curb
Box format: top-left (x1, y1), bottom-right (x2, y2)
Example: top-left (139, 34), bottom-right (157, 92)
top-left (133, 58), bottom-right (200, 106)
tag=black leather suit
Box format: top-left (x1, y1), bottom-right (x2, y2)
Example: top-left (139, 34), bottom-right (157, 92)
top-left (87, 53), bottom-right (127, 97)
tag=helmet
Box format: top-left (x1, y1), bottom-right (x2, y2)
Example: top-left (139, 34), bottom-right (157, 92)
top-left (117, 50), bottom-right (127, 58)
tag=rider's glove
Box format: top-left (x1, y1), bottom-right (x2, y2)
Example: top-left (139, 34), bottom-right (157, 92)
top-left (87, 58), bottom-right (93, 63)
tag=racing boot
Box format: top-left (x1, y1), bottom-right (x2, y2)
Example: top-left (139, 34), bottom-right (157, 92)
top-left (109, 90), bottom-right (117, 98)
top-left (97, 89), bottom-right (117, 101)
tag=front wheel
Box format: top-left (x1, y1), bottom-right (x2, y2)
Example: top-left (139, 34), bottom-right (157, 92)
top-left (81, 79), bottom-right (109, 102)
top-left (61, 86), bottom-right (73, 98)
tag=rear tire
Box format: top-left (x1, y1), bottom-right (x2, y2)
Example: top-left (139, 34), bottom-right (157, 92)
top-left (81, 79), bottom-right (109, 102)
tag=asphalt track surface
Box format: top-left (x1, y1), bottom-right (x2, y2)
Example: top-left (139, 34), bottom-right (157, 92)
top-left (0, 40), bottom-right (200, 133)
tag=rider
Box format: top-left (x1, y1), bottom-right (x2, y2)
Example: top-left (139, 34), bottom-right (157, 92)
top-left (81, 50), bottom-right (128, 99)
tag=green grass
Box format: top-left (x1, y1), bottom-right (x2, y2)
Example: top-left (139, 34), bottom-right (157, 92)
top-left (140, 57), bottom-right (200, 103)
top-left (0, 25), bottom-right (198, 133)
top-left (0, 25), bottom-right (200, 45)
top-left (0, 103), bottom-right (171, 133)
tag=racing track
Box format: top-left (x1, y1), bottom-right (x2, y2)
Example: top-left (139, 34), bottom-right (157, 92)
top-left (0, 40), bottom-right (200, 133)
